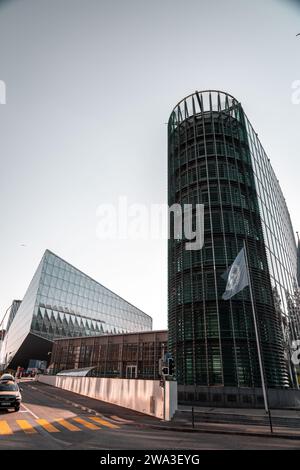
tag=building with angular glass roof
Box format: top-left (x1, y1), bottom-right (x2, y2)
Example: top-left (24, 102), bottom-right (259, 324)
top-left (2, 250), bottom-right (152, 369)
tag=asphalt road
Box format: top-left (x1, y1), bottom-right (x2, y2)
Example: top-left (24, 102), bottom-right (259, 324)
top-left (0, 379), bottom-right (298, 450)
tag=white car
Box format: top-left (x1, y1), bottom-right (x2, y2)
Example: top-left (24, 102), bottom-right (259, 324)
top-left (0, 380), bottom-right (22, 412)
top-left (0, 373), bottom-right (15, 382)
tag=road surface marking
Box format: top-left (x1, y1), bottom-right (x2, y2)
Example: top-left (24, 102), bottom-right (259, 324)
top-left (36, 419), bottom-right (60, 433)
top-left (110, 415), bottom-right (133, 423)
top-left (0, 421), bottom-right (13, 435)
top-left (90, 416), bottom-right (119, 429)
top-left (21, 403), bottom-right (40, 420)
top-left (54, 418), bottom-right (80, 432)
top-left (73, 417), bottom-right (100, 430)
top-left (16, 420), bottom-right (37, 434)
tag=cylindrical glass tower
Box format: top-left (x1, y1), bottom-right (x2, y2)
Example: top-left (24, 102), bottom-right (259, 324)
top-left (168, 90), bottom-right (298, 405)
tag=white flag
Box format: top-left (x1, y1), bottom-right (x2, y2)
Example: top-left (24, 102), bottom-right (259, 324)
top-left (222, 248), bottom-right (249, 300)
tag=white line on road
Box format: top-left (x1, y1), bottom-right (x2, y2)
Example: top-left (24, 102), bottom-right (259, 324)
top-left (20, 402), bottom-right (40, 420)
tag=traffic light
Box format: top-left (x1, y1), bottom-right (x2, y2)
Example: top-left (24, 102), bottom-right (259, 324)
top-left (159, 356), bottom-right (175, 377)
top-left (168, 357), bottom-right (175, 376)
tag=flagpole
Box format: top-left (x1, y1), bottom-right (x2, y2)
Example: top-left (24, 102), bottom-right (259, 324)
top-left (243, 239), bottom-right (273, 434)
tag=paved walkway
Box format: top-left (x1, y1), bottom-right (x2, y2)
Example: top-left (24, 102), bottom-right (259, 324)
top-left (178, 404), bottom-right (300, 419)
top-left (164, 404), bottom-right (300, 439)
top-left (163, 418), bottom-right (300, 439)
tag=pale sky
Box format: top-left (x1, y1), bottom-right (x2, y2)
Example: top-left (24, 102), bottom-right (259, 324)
top-left (0, 0), bottom-right (299, 330)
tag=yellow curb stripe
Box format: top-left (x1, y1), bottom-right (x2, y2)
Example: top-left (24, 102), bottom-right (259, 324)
top-left (54, 418), bottom-right (81, 432)
top-left (0, 420), bottom-right (13, 435)
top-left (90, 416), bottom-right (119, 429)
top-left (73, 417), bottom-right (100, 430)
top-left (16, 420), bottom-right (37, 434)
top-left (36, 418), bottom-right (60, 433)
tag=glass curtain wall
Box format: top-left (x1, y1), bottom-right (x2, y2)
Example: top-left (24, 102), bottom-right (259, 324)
top-left (4, 250), bottom-right (152, 369)
top-left (49, 330), bottom-right (168, 380)
top-left (168, 90), bottom-right (298, 392)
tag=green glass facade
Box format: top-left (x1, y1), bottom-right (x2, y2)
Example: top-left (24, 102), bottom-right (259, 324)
top-left (168, 90), bottom-right (299, 400)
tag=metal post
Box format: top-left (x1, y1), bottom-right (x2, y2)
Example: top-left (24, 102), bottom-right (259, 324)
top-left (243, 240), bottom-right (273, 433)
top-left (163, 376), bottom-right (166, 421)
top-left (0, 303), bottom-right (13, 331)
top-left (192, 406), bottom-right (195, 428)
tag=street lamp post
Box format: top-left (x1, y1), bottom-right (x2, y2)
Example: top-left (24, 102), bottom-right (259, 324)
top-left (0, 303), bottom-right (14, 329)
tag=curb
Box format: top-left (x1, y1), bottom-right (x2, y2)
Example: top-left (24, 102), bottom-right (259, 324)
top-left (133, 423), bottom-right (300, 440)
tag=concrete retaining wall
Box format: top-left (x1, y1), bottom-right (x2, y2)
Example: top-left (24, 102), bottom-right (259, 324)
top-left (37, 375), bottom-right (177, 420)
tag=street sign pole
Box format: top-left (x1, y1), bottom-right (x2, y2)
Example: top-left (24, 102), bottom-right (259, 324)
top-left (163, 375), bottom-right (166, 421)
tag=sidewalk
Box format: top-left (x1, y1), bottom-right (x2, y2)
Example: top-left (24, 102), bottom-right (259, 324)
top-left (174, 405), bottom-right (300, 429)
top-left (157, 404), bottom-right (300, 440)
top-left (178, 404), bottom-right (300, 419)
top-left (153, 419), bottom-right (300, 440)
